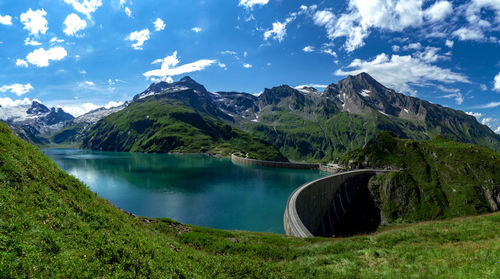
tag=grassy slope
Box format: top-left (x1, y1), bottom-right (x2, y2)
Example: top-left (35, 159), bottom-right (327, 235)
top-left (81, 98), bottom-right (286, 162)
top-left (1, 122), bottom-right (499, 278)
top-left (340, 132), bottom-right (500, 223)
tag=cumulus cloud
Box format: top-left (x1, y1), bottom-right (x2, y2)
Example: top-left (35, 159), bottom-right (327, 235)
top-left (264, 21), bottom-right (287, 42)
top-left (424, 1), bottom-right (453, 21)
top-left (124, 7), bottom-right (132, 17)
top-left (84, 81), bottom-right (94, 86)
top-left (302, 46), bottom-right (314, 52)
top-left (238, 0), bottom-right (269, 9)
top-left (64, 0), bottom-right (102, 18)
top-left (154, 18), bottom-right (165, 31)
top-left (50, 37), bottom-right (64, 44)
top-left (0, 83), bottom-right (33, 96)
top-left (24, 38), bottom-right (42, 46)
top-left (127, 29), bottom-right (150, 50)
top-left (0, 14), bottom-right (12, 25)
top-left (16, 59), bottom-right (28, 68)
top-left (335, 53), bottom-right (469, 95)
top-left (494, 72), bottom-right (500, 92)
top-left (465, 111), bottom-right (483, 119)
top-left (20, 8), bottom-right (48, 36)
top-left (63, 13), bottom-right (87, 36)
top-left (445, 39), bottom-right (454, 48)
top-left (192, 27), bottom-right (202, 32)
top-left (143, 51), bottom-right (217, 81)
top-left (496, 126), bottom-right (500, 134)
top-left (0, 97), bottom-right (36, 107)
top-left (452, 27), bottom-right (484, 41)
top-left (243, 63), bottom-right (252, 68)
top-left (60, 101), bottom-right (124, 117)
top-left (26, 47), bottom-right (68, 67)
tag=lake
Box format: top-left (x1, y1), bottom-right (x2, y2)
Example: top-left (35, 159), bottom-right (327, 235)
top-left (44, 149), bottom-right (327, 234)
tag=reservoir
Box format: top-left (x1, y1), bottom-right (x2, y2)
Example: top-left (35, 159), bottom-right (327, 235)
top-left (44, 149), bottom-right (327, 234)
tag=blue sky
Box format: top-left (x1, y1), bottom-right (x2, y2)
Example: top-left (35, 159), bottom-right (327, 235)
top-left (0, 0), bottom-right (499, 132)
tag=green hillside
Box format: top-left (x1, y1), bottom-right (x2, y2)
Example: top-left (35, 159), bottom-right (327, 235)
top-left (340, 132), bottom-right (500, 223)
top-left (81, 96), bottom-right (286, 162)
top-left (1, 122), bottom-right (499, 278)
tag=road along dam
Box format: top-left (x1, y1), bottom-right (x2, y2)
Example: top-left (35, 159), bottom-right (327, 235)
top-left (284, 169), bottom-right (389, 237)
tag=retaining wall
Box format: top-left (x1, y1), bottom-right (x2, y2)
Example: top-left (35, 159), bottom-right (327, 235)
top-left (231, 154), bottom-right (320, 170)
top-left (284, 169), bottom-right (388, 237)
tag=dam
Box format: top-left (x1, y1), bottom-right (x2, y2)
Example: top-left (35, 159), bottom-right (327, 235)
top-left (284, 169), bottom-right (388, 237)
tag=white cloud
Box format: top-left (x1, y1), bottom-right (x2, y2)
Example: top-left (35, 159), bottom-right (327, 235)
top-left (336, 53), bottom-right (469, 95)
top-left (63, 13), bottom-right (87, 36)
top-left (295, 84), bottom-right (327, 89)
top-left (154, 18), bottom-right (165, 31)
top-left (243, 63), bottom-right (252, 68)
top-left (325, 0), bottom-right (425, 52)
top-left (143, 51), bottom-right (217, 81)
top-left (466, 111), bottom-right (483, 119)
top-left (20, 8), bottom-right (48, 36)
top-left (60, 101), bottom-right (124, 117)
top-left (392, 45), bottom-right (400, 52)
top-left (302, 46), bottom-right (315, 52)
top-left (264, 21), bottom-right (287, 42)
top-left (24, 38), bottom-right (42, 46)
top-left (441, 92), bottom-right (464, 105)
top-left (494, 72), bottom-right (500, 92)
top-left (16, 59), bottom-right (28, 68)
top-left (50, 37), bottom-right (65, 44)
top-left (127, 29), bottom-right (150, 50)
top-left (218, 62), bottom-right (227, 69)
top-left (0, 83), bottom-right (33, 96)
top-left (452, 27), bottom-right (484, 41)
top-left (0, 97), bottom-right (35, 107)
top-left (64, 0), bottom-right (102, 18)
top-left (424, 1), bottom-right (453, 21)
top-left (480, 84), bottom-right (487, 91)
top-left (26, 47), bottom-right (68, 67)
top-left (445, 39), bottom-right (454, 48)
top-left (192, 27), bottom-right (202, 32)
top-left (84, 81), bottom-right (94, 86)
top-left (0, 14), bottom-right (12, 25)
top-left (495, 126), bottom-right (500, 134)
top-left (124, 7), bottom-right (132, 17)
top-left (481, 117), bottom-right (493, 126)
top-left (402, 42), bottom-right (422, 50)
top-left (321, 48), bottom-right (338, 57)
top-left (238, 0), bottom-right (269, 9)
top-left (474, 101), bottom-right (500, 109)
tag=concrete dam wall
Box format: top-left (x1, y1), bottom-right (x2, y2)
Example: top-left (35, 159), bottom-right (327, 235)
top-left (284, 170), bottom-right (388, 237)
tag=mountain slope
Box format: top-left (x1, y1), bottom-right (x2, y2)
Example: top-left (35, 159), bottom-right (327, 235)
top-left (339, 132), bottom-right (500, 223)
top-left (1, 122), bottom-right (499, 278)
top-left (0, 101), bottom-right (74, 145)
top-left (82, 95), bottom-right (285, 161)
top-left (233, 73), bottom-right (500, 162)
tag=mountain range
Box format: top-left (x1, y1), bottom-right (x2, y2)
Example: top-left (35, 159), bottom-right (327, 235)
top-left (2, 73), bottom-right (500, 162)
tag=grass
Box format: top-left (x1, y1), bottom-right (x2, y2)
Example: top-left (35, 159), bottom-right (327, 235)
top-left (0, 122), bottom-right (499, 278)
top-left (340, 131), bottom-right (500, 223)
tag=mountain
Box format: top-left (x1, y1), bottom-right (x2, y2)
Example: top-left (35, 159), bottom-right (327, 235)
top-left (54, 73), bottom-right (500, 162)
top-left (1, 119), bottom-right (499, 278)
top-left (339, 131), bottom-right (500, 223)
top-left (81, 93), bottom-right (286, 161)
top-left (236, 73), bottom-right (500, 162)
top-left (0, 100), bottom-right (74, 144)
top-left (52, 102), bottom-right (128, 145)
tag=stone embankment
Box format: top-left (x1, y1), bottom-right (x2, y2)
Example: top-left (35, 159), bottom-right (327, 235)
top-left (231, 154), bottom-right (320, 170)
top-left (284, 169), bottom-right (388, 237)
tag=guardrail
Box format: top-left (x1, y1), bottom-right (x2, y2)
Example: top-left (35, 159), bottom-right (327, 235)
top-left (231, 154), bottom-right (320, 170)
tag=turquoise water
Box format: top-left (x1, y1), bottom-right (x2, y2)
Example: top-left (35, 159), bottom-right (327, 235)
top-left (44, 149), bottom-right (326, 234)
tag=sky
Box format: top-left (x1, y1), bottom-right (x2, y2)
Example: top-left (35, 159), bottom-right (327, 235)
top-left (0, 0), bottom-right (499, 132)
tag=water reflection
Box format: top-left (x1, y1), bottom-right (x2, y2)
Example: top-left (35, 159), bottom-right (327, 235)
top-left (44, 149), bottom-right (326, 233)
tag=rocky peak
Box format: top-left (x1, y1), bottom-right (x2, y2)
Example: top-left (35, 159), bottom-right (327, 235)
top-left (337, 72), bottom-right (386, 93)
top-left (27, 101), bottom-right (50, 115)
top-left (134, 76), bottom-right (208, 101)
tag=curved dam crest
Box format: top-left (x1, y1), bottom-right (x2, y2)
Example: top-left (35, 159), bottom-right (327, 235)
top-left (284, 169), bottom-right (389, 237)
